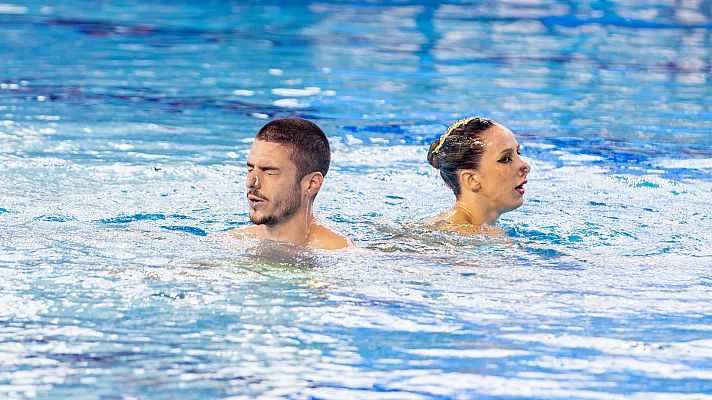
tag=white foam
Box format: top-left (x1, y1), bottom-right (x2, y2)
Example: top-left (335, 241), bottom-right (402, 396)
top-left (0, 4), bottom-right (27, 14)
top-left (630, 393), bottom-right (712, 400)
top-left (403, 348), bottom-right (529, 358)
top-left (0, 294), bottom-right (47, 320)
top-left (320, 306), bottom-right (460, 333)
top-left (272, 98), bottom-right (307, 108)
top-left (559, 153), bottom-right (604, 162)
top-left (656, 158), bottom-right (712, 169)
top-left (389, 372), bottom-right (624, 399)
top-left (110, 142), bottom-right (135, 151)
top-left (271, 87), bottom-right (322, 97)
top-left (504, 334), bottom-right (712, 359)
top-left (529, 355), bottom-right (712, 380)
top-left (345, 134), bottom-right (363, 145)
top-left (232, 89), bottom-right (255, 96)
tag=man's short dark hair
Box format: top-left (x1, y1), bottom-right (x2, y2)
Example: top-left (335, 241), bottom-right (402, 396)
top-left (255, 118), bottom-right (331, 178)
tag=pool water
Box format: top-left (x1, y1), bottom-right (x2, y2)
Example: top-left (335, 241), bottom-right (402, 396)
top-left (1, 1), bottom-right (711, 398)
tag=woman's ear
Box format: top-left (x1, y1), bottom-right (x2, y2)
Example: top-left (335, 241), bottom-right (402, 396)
top-left (302, 172), bottom-right (324, 197)
top-left (459, 169), bottom-right (481, 192)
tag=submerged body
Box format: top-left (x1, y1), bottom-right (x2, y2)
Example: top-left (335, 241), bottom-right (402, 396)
top-left (425, 205), bottom-right (505, 235)
top-left (229, 220), bottom-right (352, 250)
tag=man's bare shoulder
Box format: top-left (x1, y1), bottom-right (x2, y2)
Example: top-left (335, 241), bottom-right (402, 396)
top-left (308, 223), bottom-right (354, 250)
top-left (225, 225), bottom-right (261, 238)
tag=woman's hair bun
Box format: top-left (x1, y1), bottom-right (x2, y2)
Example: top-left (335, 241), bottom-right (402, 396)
top-left (427, 138), bottom-right (441, 169)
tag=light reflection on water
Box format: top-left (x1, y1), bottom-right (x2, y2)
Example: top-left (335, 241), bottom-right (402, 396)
top-left (1, 1), bottom-right (711, 399)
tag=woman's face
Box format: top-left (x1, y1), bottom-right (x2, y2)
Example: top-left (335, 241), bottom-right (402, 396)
top-left (474, 125), bottom-right (531, 214)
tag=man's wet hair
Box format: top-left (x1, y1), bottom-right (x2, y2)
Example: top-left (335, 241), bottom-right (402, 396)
top-left (256, 117), bottom-right (331, 179)
top-left (427, 116), bottom-right (496, 197)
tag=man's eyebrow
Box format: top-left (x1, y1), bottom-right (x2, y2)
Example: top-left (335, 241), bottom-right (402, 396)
top-left (246, 162), bottom-right (280, 171)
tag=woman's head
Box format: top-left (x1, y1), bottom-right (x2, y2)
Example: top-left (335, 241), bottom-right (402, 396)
top-left (428, 116), bottom-right (531, 214)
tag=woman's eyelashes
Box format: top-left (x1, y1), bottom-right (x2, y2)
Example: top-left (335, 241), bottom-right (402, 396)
top-left (499, 149), bottom-right (523, 163)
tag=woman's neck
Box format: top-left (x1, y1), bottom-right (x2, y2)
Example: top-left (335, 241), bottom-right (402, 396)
top-left (453, 198), bottom-right (500, 226)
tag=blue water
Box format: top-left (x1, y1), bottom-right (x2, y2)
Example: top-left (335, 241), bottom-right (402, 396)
top-left (1, 1), bottom-right (711, 398)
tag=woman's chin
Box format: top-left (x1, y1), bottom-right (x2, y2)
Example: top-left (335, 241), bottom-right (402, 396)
top-left (501, 199), bottom-right (524, 214)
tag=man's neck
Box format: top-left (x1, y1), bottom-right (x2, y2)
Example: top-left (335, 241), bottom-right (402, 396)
top-left (259, 208), bottom-right (316, 245)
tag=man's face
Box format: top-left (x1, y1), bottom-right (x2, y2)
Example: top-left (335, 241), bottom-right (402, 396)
top-left (245, 140), bottom-right (303, 226)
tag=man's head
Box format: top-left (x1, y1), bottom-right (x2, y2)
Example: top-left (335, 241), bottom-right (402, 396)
top-left (245, 118), bottom-right (331, 226)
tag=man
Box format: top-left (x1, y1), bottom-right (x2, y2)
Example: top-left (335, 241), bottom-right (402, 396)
top-left (228, 118), bottom-right (353, 250)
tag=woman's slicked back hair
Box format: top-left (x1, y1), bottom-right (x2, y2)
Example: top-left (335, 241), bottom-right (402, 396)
top-left (427, 116), bottom-right (496, 196)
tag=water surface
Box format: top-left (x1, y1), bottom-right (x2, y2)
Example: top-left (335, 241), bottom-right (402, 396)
top-left (1, 1), bottom-right (711, 398)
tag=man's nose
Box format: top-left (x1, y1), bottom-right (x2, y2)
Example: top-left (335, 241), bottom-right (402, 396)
top-left (246, 172), bottom-right (259, 189)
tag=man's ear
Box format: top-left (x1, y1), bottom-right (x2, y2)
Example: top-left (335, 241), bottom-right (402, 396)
top-left (302, 172), bottom-right (324, 197)
top-left (459, 169), bottom-right (481, 192)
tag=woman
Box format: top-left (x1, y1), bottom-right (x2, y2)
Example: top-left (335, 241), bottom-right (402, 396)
top-left (425, 116), bottom-right (531, 234)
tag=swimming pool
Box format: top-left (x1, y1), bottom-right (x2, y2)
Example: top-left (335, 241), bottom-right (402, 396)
top-left (1, 0), bottom-right (711, 398)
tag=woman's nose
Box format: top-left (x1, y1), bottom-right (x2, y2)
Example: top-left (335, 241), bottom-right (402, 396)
top-left (520, 160), bottom-right (531, 175)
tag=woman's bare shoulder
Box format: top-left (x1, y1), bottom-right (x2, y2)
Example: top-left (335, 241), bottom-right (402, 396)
top-left (424, 208), bottom-right (469, 226)
top-left (424, 211), bottom-right (503, 236)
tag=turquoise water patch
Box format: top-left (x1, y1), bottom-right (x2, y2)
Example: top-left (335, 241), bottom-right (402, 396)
top-left (159, 225), bottom-right (208, 236)
top-left (34, 215), bottom-right (72, 222)
top-left (99, 213), bottom-right (194, 224)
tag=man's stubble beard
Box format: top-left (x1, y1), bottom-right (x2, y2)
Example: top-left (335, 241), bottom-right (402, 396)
top-left (249, 184), bottom-right (302, 226)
